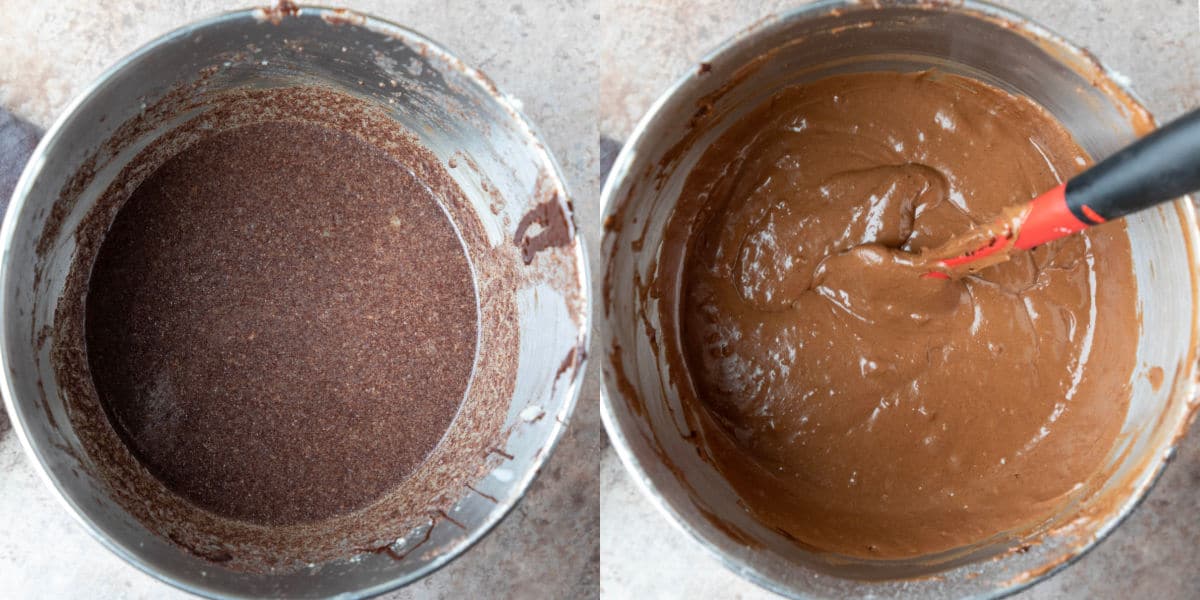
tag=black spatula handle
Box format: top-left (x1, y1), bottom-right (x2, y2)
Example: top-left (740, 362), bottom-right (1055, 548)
top-left (1066, 108), bottom-right (1200, 224)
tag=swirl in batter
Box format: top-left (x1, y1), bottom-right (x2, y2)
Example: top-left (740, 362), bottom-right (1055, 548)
top-left (676, 71), bottom-right (1138, 558)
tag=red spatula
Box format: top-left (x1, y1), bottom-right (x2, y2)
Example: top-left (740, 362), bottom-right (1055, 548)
top-left (925, 108), bottom-right (1200, 278)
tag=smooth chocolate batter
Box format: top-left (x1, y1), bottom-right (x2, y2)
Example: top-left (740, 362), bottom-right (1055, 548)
top-left (85, 121), bottom-right (477, 525)
top-left (675, 71), bottom-right (1137, 558)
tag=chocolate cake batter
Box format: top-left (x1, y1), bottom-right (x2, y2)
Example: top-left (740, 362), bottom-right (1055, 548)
top-left (675, 71), bottom-right (1137, 558)
top-left (85, 120), bottom-right (477, 525)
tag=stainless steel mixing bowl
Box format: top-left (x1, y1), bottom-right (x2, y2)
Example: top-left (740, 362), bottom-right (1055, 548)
top-left (2, 5), bottom-right (589, 598)
top-left (600, 1), bottom-right (1199, 597)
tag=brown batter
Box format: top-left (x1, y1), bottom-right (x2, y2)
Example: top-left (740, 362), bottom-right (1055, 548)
top-left (85, 120), bottom-right (477, 525)
top-left (674, 71), bottom-right (1138, 558)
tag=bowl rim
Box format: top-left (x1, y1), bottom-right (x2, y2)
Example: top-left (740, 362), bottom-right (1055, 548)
top-left (0, 5), bottom-right (591, 599)
top-left (598, 1), bottom-right (1200, 598)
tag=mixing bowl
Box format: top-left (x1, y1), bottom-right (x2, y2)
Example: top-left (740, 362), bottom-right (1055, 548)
top-left (600, 1), bottom-right (1199, 597)
top-left (1, 5), bottom-right (589, 598)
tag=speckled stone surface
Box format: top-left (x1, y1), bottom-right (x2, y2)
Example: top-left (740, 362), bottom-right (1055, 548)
top-left (4, 0), bottom-right (1199, 598)
top-left (0, 1), bottom-right (600, 598)
top-left (598, 1), bottom-right (1200, 598)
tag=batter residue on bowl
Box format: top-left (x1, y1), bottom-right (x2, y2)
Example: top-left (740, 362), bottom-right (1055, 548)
top-left (673, 71), bottom-right (1138, 558)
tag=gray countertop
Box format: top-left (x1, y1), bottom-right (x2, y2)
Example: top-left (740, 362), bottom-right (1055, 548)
top-left (598, 1), bottom-right (1200, 598)
top-left (2, 0), bottom-right (1198, 598)
top-left (0, 1), bottom-right (600, 598)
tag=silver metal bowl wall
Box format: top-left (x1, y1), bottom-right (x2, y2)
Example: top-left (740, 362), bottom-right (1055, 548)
top-left (600, 2), bottom-right (1199, 598)
top-left (1, 7), bottom-right (588, 599)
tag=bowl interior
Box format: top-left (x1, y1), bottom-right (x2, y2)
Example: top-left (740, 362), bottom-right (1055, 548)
top-left (600, 3), bottom-right (1198, 597)
top-left (2, 8), bottom-right (588, 598)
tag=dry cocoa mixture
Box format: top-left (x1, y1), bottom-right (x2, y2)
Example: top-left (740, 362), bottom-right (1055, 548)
top-left (51, 86), bottom-right (520, 571)
top-left (85, 121), bottom-right (477, 526)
